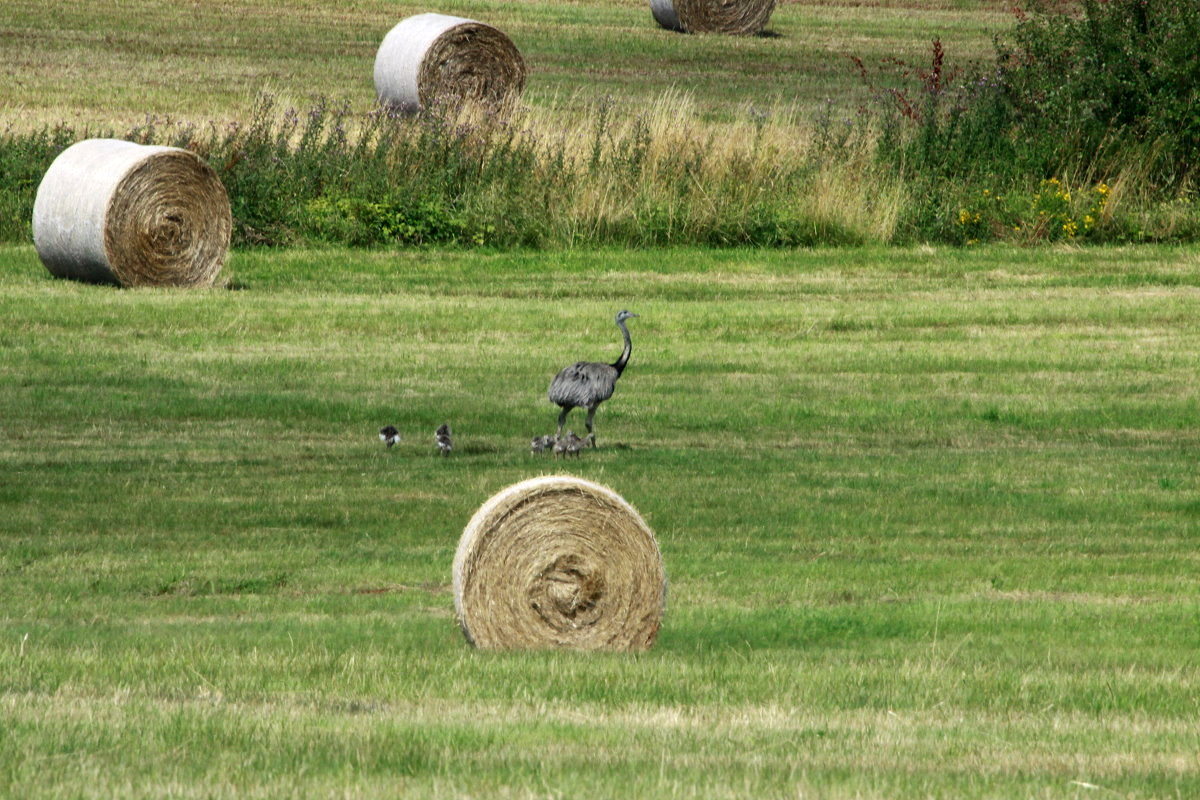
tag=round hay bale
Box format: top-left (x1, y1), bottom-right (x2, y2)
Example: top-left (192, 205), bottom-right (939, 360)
top-left (32, 139), bottom-right (231, 288)
top-left (373, 13), bottom-right (526, 114)
top-left (453, 475), bottom-right (667, 651)
top-left (650, 0), bottom-right (775, 35)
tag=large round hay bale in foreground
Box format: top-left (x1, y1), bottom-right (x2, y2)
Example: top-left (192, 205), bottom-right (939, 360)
top-left (650, 0), bottom-right (775, 35)
top-left (32, 139), bottom-right (230, 288)
top-left (453, 475), bottom-right (667, 651)
top-left (373, 13), bottom-right (526, 114)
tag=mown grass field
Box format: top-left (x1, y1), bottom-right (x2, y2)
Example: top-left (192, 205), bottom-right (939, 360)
top-left (2, 243), bottom-right (1199, 798)
top-left (1, 0), bottom-right (1013, 128)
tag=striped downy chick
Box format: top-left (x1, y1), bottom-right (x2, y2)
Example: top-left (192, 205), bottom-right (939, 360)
top-left (435, 423), bottom-right (453, 456)
top-left (564, 431), bottom-right (586, 457)
top-left (530, 434), bottom-right (556, 454)
top-left (378, 425), bottom-right (400, 447)
top-left (554, 431), bottom-right (584, 458)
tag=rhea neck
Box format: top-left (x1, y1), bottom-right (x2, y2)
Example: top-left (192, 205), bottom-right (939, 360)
top-left (610, 318), bottom-right (634, 376)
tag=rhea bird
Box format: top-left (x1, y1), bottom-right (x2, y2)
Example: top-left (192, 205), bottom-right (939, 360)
top-left (547, 309), bottom-right (639, 447)
top-left (378, 425), bottom-right (400, 448)
top-left (530, 434), bottom-right (556, 455)
top-left (435, 423), bottom-right (453, 456)
top-left (553, 430), bottom-right (584, 458)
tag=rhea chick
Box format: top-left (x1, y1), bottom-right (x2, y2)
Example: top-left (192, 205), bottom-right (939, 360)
top-left (435, 423), bottom-right (453, 456)
top-left (378, 425), bottom-right (401, 447)
top-left (553, 430), bottom-right (584, 458)
top-left (530, 434), bottom-right (556, 455)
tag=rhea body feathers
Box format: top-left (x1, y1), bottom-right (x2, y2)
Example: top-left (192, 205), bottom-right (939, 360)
top-left (547, 310), bottom-right (638, 446)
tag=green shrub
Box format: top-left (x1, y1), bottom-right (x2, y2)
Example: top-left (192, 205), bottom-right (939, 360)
top-left (999, 0), bottom-right (1200, 189)
top-left (863, 0), bottom-right (1199, 241)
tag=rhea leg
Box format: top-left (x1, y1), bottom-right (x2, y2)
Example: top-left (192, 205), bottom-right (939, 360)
top-left (585, 406), bottom-right (598, 447)
top-left (556, 407), bottom-right (570, 439)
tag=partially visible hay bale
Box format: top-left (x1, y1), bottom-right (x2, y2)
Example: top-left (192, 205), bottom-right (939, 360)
top-left (32, 139), bottom-right (230, 288)
top-left (453, 475), bottom-right (667, 651)
top-left (373, 13), bottom-right (526, 114)
top-left (651, 0), bottom-right (775, 35)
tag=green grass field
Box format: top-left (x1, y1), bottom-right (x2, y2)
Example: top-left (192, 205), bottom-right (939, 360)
top-left (2, 0), bottom-right (1012, 127)
top-left (2, 244), bottom-right (1199, 798)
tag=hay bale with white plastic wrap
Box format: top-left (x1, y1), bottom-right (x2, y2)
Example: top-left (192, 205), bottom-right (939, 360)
top-left (374, 13), bottom-right (526, 114)
top-left (453, 475), bottom-right (667, 651)
top-left (651, 0), bottom-right (775, 35)
top-left (32, 139), bottom-right (230, 288)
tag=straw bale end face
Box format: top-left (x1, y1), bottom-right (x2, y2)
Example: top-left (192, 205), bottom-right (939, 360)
top-left (453, 475), bottom-right (667, 651)
top-left (374, 13), bottom-right (526, 114)
top-left (32, 139), bottom-right (231, 288)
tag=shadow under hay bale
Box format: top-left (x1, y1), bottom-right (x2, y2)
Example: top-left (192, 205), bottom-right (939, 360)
top-left (650, 0), bottom-right (776, 35)
top-left (453, 475), bottom-right (667, 651)
top-left (373, 12), bottom-right (526, 114)
top-left (32, 139), bottom-right (231, 288)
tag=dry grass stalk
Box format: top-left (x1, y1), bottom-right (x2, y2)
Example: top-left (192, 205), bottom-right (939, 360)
top-left (453, 475), bottom-right (667, 651)
top-left (32, 138), bottom-right (230, 287)
top-left (373, 13), bottom-right (526, 114)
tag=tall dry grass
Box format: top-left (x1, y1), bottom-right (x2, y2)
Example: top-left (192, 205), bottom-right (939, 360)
top-left (1, 85), bottom-right (1192, 248)
top-left (506, 89), bottom-right (904, 246)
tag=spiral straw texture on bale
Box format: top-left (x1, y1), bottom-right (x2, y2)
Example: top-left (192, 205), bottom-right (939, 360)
top-left (650, 0), bottom-right (775, 35)
top-left (32, 139), bottom-right (231, 288)
top-left (374, 13), bottom-right (526, 114)
top-left (453, 476), bottom-right (667, 651)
